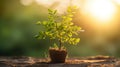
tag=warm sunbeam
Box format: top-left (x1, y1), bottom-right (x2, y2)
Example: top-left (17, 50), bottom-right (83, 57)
top-left (35, 0), bottom-right (54, 6)
top-left (84, 0), bottom-right (117, 23)
top-left (20, 0), bottom-right (33, 6)
top-left (34, 0), bottom-right (81, 14)
top-left (114, 0), bottom-right (120, 5)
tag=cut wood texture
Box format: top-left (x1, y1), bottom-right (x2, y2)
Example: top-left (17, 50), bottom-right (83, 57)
top-left (0, 56), bottom-right (119, 67)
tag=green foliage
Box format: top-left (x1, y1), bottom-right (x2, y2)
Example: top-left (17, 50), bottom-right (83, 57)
top-left (36, 6), bottom-right (82, 50)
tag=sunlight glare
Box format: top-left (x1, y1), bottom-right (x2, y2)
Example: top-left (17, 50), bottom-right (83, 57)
top-left (55, 0), bottom-right (81, 14)
top-left (35, 0), bottom-right (56, 6)
top-left (84, 0), bottom-right (116, 22)
top-left (114, 0), bottom-right (120, 5)
top-left (71, 0), bottom-right (81, 8)
top-left (20, 0), bottom-right (33, 6)
top-left (35, 0), bottom-right (81, 14)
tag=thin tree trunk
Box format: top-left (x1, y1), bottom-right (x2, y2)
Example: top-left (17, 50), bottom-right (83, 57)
top-left (59, 39), bottom-right (62, 50)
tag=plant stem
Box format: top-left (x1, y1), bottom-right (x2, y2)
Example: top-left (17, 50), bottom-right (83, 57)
top-left (55, 19), bottom-right (62, 50)
top-left (59, 39), bottom-right (62, 50)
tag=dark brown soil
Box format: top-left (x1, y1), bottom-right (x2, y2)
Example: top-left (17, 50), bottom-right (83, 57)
top-left (49, 48), bottom-right (67, 63)
top-left (0, 55), bottom-right (119, 67)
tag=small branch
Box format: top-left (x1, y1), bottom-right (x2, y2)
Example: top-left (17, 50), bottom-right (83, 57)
top-left (58, 39), bottom-right (62, 50)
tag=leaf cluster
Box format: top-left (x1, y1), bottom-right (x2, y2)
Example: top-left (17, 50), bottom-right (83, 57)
top-left (35, 6), bottom-right (82, 46)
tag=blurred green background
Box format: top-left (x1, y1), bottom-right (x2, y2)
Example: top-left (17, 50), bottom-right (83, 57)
top-left (0, 0), bottom-right (120, 58)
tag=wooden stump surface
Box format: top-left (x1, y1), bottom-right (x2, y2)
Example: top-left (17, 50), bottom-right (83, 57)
top-left (0, 56), bottom-right (120, 67)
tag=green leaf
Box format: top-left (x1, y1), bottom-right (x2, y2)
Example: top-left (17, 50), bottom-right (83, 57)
top-left (54, 10), bottom-right (57, 14)
top-left (67, 17), bottom-right (72, 21)
top-left (34, 35), bottom-right (39, 38)
top-left (43, 21), bottom-right (47, 25)
top-left (36, 21), bottom-right (41, 25)
top-left (68, 14), bottom-right (73, 17)
top-left (70, 22), bottom-right (73, 25)
top-left (75, 38), bottom-right (80, 43)
top-left (53, 43), bottom-right (58, 48)
top-left (62, 16), bottom-right (66, 19)
top-left (48, 9), bottom-right (52, 12)
top-left (67, 7), bottom-right (72, 12)
top-left (68, 33), bottom-right (72, 37)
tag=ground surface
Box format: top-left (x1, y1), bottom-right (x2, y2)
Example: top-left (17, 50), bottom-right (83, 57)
top-left (0, 55), bottom-right (120, 67)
